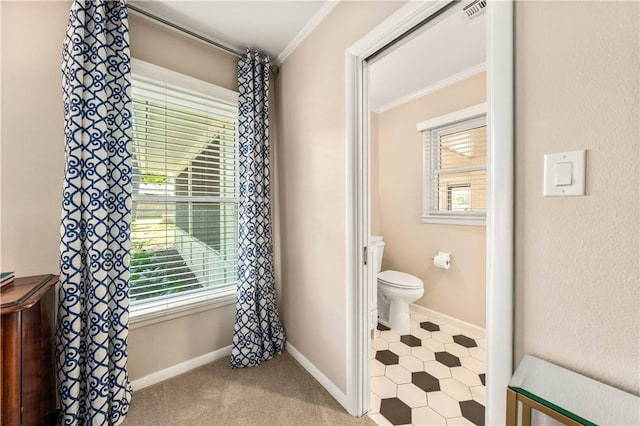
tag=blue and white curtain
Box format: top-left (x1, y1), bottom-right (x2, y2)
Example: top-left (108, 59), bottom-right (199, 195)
top-left (57, 1), bottom-right (132, 424)
top-left (231, 51), bottom-right (286, 367)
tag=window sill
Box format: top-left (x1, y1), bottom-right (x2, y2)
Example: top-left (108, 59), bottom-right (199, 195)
top-left (129, 287), bottom-right (237, 330)
top-left (422, 214), bottom-right (486, 227)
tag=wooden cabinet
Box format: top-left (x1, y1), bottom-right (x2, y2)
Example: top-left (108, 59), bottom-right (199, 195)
top-left (1, 275), bottom-right (57, 426)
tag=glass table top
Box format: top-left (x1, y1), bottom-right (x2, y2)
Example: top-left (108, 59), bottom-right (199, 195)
top-left (509, 355), bottom-right (639, 425)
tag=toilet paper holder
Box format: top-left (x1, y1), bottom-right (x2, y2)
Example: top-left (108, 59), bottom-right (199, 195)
top-left (433, 252), bottom-right (451, 270)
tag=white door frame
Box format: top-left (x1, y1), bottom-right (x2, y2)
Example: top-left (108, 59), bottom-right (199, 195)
top-left (345, 1), bottom-right (514, 424)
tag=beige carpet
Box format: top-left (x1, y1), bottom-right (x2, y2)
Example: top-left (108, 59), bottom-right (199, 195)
top-left (124, 350), bottom-right (375, 425)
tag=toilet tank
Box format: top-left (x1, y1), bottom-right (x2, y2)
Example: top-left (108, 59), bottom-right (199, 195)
top-left (369, 235), bottom-right (385, 273)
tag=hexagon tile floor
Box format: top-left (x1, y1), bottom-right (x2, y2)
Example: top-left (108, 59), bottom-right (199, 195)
top-left (368, 312), bottom-right (486, 426)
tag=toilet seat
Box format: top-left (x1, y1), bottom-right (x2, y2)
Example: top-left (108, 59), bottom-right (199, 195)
top-left (378, 270), bottom-right (423, 289)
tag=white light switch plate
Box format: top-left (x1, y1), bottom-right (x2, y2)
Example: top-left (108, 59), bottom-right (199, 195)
top-left (543, 150), bottom-right (586, 196)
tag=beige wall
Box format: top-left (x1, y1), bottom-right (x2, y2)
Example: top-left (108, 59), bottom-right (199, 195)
top-left (1, 2), bottom-right (68, 276)
top-left (276, 1), bottom-right (403, 392)
top-left (0, 2), bottom-right (239, 381)
top-left (373, 73), bottom-right (487, 328)
top-left (129, 14), bottom-right (237, 92)
top-left (514, 1), bottom-right (639, 394)
top-left (128, 305), bottom-right (235, 379)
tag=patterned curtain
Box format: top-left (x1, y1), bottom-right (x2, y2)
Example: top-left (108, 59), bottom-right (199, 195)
top-left (231, 51), bottom-right (286, 367)
top-left (57, 1), bottom-right (132, 424)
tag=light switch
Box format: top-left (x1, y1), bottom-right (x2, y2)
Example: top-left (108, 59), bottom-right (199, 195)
top-left (544, 150), bottom-right (586, 196)
top-left (555, 162), bottom-right (572, 186)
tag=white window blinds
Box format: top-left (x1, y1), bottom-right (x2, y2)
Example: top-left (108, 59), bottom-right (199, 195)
top-left (428, 116), bottom-right (487, 215)
top-left (129, 65), bottom-right (239, 316)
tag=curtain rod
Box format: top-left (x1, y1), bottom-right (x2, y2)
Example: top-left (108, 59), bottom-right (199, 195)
top-left (126, 4), bottom-right (244, 58)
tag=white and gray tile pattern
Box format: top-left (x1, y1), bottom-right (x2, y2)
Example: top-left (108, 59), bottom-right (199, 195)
top-left (368, 313), bottom-right (486, 426)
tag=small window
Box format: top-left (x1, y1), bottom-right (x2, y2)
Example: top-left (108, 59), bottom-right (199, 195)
top-left (419, 106), bottom-right (487, 226)
top-left (448, 184), bottom-right (471, 211)
top-left (130, 59), bottom-right (239, 320)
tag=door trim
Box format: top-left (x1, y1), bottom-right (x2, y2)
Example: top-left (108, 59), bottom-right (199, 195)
top-left (344, 1), bottom-right (514, 423)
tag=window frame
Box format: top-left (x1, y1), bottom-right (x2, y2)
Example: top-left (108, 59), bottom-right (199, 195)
top-left (417, 103), bottom-right (487, 226)
top-left (129, 59), bottom-right (240, 326)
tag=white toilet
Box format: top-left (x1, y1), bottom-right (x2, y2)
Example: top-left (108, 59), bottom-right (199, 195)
top-left (370, 236), bottom-right (424, 334)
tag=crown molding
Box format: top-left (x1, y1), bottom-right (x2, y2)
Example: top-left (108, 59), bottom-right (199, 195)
top-left (276, 1), bottom-right (341, 66)
top-left (373, 63), bottom-right (486, 113)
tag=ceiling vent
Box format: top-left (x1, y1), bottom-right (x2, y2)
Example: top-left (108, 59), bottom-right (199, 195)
top-left (463, 0), bottom-right (487, 20)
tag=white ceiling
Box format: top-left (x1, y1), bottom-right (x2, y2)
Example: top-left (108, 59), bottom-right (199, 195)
top-left (130, 1), bottom-right (485, 111)
top-left (369, 7), bottom-right (486, 111)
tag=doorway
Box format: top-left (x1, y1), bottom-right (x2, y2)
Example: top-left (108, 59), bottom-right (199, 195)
top-left (345, 2), bottom-right (513, 424)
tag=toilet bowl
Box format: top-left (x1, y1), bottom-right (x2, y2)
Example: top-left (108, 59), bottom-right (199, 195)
top-left (369, 236), bottom-right (424, 334)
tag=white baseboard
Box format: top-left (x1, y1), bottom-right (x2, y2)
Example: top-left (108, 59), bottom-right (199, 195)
top-left (285, 342), bottom-right (347, 409)
top-left (410, 304), bottom-right (486, 339)
top-left (131, 345), bottom-right (232, 391)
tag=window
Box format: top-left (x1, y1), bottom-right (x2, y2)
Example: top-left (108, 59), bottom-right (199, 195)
top-left (418, 104), bottom-right (487, 226)
top-left (129, 59), bottom-right (239, 319)
top-left (447, 184), bottom-right (471, 211)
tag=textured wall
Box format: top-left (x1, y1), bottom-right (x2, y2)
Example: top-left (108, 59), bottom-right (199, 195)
top-left (514, 1), bottom-right (640, 394)
top-left (373, 72), bottom-right (487, 327)
top-left (1, 2), bottom-right (68, 276)
top-left (129, 13), bottom-right (237, 92)
top-left (276, 1), bottom-right (403, 392)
